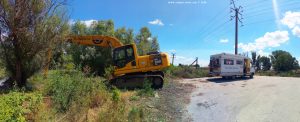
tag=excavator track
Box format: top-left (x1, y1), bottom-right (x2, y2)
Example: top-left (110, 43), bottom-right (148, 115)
top-left (111, 72), bottom-right (164, 89)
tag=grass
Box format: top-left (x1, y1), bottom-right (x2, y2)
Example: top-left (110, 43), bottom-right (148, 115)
top-left (1, 69), bottom-right (161, 121)
top-left (256, 70), bottom-right (300, 77)
top-left (163, 65), bottom-right (209, 78)
top-left (0, 65), bottom-right (6, 79)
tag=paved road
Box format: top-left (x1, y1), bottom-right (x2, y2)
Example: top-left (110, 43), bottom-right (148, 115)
top-left (181, 76), bottom-right (300, 122)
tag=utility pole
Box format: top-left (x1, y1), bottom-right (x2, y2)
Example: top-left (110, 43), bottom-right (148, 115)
top-left (171, 53), bottom-right (175, 65)
top-left (230, 0), bottom-right (243, 55)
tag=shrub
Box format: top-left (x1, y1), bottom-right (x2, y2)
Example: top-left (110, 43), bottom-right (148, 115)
top-left (163, 65), bottom-right (209, 78)
top-left (137, 79), bottom-right (154, 97)
top-left (0, 91), bottom-right (42, 121)
top-left (112, 87), bottom-right (121, 102)
top-left (45, 70), bottom-right (106, 112)
top-left (128, 107), bottom-right (144, 122)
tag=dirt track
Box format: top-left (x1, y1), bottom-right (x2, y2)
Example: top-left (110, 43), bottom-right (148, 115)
top-left (180, 76), bottom-right (300, 122)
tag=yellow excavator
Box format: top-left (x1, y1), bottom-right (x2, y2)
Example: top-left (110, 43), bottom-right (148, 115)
top-left (64, 35), bottom-right (170, 89)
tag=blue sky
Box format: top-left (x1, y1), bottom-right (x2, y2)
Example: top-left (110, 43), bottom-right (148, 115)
top-left (69, 0), bottom-right (300, 66)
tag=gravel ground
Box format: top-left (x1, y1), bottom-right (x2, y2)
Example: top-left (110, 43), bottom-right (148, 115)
top-left (181, 76), bottom-right (300, 122)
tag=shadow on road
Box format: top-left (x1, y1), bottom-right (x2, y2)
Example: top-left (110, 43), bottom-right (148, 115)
top-left (207, 77), bottom-right (252, 83)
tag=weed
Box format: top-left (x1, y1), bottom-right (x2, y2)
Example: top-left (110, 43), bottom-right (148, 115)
top-left (112, 87), bottom-right (121, 102)
top-left (129, 95), bottom-right (140, 101)
top-left (137, 79), bottom-right (154, 97)
top-left (128, 106), bottom-right (144, 122)
top-left (0, 91), bottom-right (42, 121)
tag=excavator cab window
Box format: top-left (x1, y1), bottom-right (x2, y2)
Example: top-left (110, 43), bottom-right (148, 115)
top-left (113, 45), bottom-right (135, 68)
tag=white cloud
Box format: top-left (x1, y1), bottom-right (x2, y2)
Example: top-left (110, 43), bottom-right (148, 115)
top-left (239, 31), bottom-right (289, 52)
top-left (219, 39), bottom-right (229, 43)
top-left (81, 20), bottom-right (97, 27)
top-left (292, 26), bottom-right (300, 37)
top-left (68, 19), bottom-right (97, 27)
top-left (148, 19), bottom-right (164, 26)
top-left (169, 49), bottom-right (176, 53)
top-left (257, 50), bottom-right (270, 57)
top-left (281, 11), bottom-right (300, 38)
top-left (147, 37), bottom-right (153, 41)
top-left (281, 11), bottom-right (300, 29)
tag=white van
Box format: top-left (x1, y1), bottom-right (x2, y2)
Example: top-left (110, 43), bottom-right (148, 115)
top-left (209, 53), bottom-right (255, 79)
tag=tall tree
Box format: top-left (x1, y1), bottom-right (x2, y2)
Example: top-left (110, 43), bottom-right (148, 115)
top-left (271, 50), bottom-right (299, 72)
top-left (135, 27), bottom-right (152, 55)
top-left (0, 0), bottom-right (69, 87)
top-left (251, 52), bottom-right (257, 65)
top-left (150, 37), bottom-right (160, 52)
top-left (72, 21), bottom-right (88, 35)
top-left (115, 27), bottom-right (134, 45)
top-left (69, 20), bottom-right (115, 75)
top-left (259, 56), bottom-right (271, 71)
top-left (256, 55), bottom-right (261, 70)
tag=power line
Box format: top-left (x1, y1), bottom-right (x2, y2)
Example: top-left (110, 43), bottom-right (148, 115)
top-left (230, 0), bottom-right (244, 55)
top-left (198, 4), bottom-right (230, 38)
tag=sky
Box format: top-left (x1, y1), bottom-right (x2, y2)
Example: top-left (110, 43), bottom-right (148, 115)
top-left (68, 0), bottom-right (300, 66)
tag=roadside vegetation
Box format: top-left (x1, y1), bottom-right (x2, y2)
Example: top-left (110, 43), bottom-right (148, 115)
top-left (0, 0), bottom-right (165, 121)
top-left (164, 65), bottom-right (209, 78)
top-left (251, 50), bottom-right (300, 77)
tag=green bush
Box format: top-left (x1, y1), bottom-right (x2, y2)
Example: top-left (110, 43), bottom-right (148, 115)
top-left (0, 60), bottom-right (6, 79)
top-left (128, 107), bottom-right (144, 122)
top-left (112, 87), bottom-right (121, 102)
top-left (45, 70), bottom-right (106, 112)
top-left (256, 70), bottom-right (300, 77)
top-left (163, 65), bottom-right (209, 78)
top-left (137, 80), bottom-right (154, 97)
top-left (0, 91), bottom-right (42, 121)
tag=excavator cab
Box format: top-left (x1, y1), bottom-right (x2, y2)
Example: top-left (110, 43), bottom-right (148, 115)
top-left (113, 44), bottom-right (136, 68)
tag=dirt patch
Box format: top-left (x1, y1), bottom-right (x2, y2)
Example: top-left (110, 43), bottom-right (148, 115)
top-left (143, 79), bottom-right (196, 121)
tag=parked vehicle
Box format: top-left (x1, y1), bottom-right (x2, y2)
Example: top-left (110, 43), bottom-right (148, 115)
top-left (209, 53), bottom-right (255, 79)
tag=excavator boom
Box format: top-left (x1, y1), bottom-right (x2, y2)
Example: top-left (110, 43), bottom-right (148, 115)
top-left (66, 35), bottom-right (123, 48)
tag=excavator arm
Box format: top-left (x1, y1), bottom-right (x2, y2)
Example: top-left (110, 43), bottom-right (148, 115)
top-left (43, 35), bottom-right (123, 77)
top-left (66, 35), bottom-right (123, 48)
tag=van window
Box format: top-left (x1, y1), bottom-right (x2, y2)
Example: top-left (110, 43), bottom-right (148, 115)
top-left (236, 60), bottom-right (243, 65)
top-left (210, 59), bottom-right (220, 67)
top-left (224, 59), bottom-right (234, 65)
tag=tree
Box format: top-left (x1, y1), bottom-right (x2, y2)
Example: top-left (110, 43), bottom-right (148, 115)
top-left (251, 52), bottom-right (257, 65)
top-left (150, 37), bottom-right (160, 52)
top-left (135, 27), bottom-right (152, 55)
top-left (256, 55), bottom-right (261, 70)
top-left (72, 21), bottom-right (88, 35)
top-left (135, 27), bottom-right (159, 55)
top-left (69, 20), bottom-right (115, 75)
top-left (259, 56), bottom-right (271, 71)
top-left (115, 27), bottom-right (134, 45)
top-left (271, 50), bottom-right (299, 72)
top-left (0, 0), bottom-right (69, 87)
